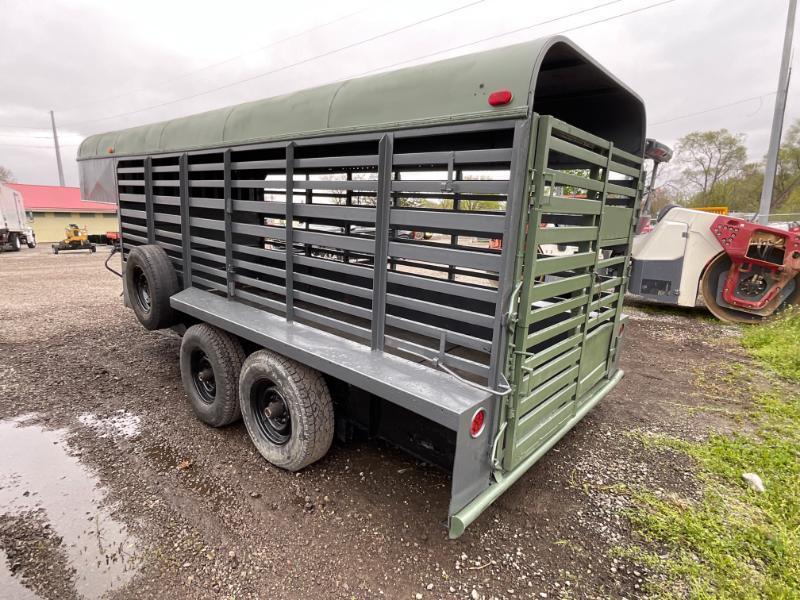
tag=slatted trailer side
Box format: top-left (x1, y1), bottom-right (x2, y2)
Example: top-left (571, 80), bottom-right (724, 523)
top-left (78, 35), bottom-right (646, 537)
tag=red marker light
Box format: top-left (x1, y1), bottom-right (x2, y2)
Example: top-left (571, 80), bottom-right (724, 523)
top-left (488, 90), bottom-right (513, 106)
top-left (470, 408), bottom-right (486, 438)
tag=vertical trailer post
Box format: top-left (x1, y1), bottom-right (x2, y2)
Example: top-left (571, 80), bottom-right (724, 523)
top-left (284, 143), bottom-right (296, 320)
top-left (371, 133), bottom-right (393, 351)
top-left (179, 153), bottom-right (192, 289)
top-left (223, 149), bottom-right (234, 298)
top-left (144, 156), bottom-right (155, 244)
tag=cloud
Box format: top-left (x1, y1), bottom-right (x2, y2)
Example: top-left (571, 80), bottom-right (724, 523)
top-left (0, 0), bottom-right (795, 186)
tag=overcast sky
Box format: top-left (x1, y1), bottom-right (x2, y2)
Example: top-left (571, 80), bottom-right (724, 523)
top-left (0, 0), bottom-right (797, 187)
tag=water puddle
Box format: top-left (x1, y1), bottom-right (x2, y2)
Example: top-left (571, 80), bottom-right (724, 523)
top-left (0, 416), bottom-right (139, 598)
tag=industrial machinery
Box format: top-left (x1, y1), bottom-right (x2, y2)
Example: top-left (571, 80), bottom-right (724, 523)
top-left (630, 207), bottom-right (800, 322)
top-left (52, 224), bottom-right (97, 254)
top-left (78, 36), bottom-right (645, 537)
top-left (0, 183), bottom-right (36, 250)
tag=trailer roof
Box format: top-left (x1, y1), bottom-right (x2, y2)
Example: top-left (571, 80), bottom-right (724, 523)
top-left (78, 36), bottom-right (645, 160)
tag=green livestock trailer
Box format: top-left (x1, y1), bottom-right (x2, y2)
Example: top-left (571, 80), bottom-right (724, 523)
top-left (78, 35), bottom-right (645, 538)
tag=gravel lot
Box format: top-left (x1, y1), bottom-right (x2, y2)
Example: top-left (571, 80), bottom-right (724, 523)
top-left (0, 246), bottom-right (747, 599)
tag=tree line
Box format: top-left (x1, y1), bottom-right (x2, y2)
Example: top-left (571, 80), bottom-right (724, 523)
top-left (651, 118), bottom-right (800, 218)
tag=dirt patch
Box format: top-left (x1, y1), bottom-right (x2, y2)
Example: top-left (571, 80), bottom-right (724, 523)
top-left (0, 247), bottom-right (750, 599)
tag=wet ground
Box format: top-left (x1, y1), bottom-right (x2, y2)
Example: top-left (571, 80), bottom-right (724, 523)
top-left (0, 246), bottom-right (747, 599)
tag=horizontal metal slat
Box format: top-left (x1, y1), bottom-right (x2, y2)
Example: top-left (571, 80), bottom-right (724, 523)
top-left (539, 197), bottom-right (601, 215)
top-left (190, 235), bottom-right (225, 250)
top-left (294, 155), bottom-right (378, 168)
top-left (231, 179), bottom-right (287, 189)
top-left (384, 314), bottom-right (491, 354)
top-left (122, 222), bottom-right (147, 234)
top-left (393, 147), bottom-right (513, 167)
top-left (295, 230), bottom-right (374, 254)
top-left (392, 180), bottom-right (508, 195)
top-left (123, 233), bottom-right (147, 244)
top-left (232, 258), bottom-right (285, 278)
top-left (520, 364), bottom-right (580, 415)
top-left (294, 180), bottom-right (378, 192)
top-left (189, 180), bottom-right (224, 188)
top-left (386, 293), bottom-right (494, 329)
top-left (606, 182), bottom-right (638, 198)
top-left (187, 163), bottom-right (223, 172)
top-left (154, 228), bottom-right (181, 241)
top-left (527, 314), bottom-right (584, 348)
top-left (529, 273), bottom-right (592, 302)
top-left (543, 170), bottom-right (604, 194)
top-left (119, 193), bottom-right (145, 204)
top-left (524, 333), bottom-right (584, 371)
top-left (193, 248), bottom-right (226, 264)
top-left (232, 200), bottom-right (285, 215)
top-left (154, 212), bottom-right (181, 225)
top-left (192, 275), bottom-right (226, 292)
top-left (524, 345), bottom-right (582, 391)
top-left (536, 226), bottom-right (598, 245)
top-left (514, 384), bottom-right (576, 452)
top-left (386, 271), bottom-right (497, 304)
top-left (190, 197), bottom-right (224, 210)
top-left (232, 222), bottom-right (280, 239)
top-left (193, 262), bottom-right (226, 279)
top-left (533, 251), bottom-right (596, 277)
top-left (235, 289), bottom-right (287, 313)
top-left (294, 204), bottom-right (376, 223)
top-left (117, 167), bottom-right (143, 174)
top-left (389, 242), bottom-right (501, 271)
top-left (608, 160), bottom-right (640, 178)
top-left (294, 290), bottom-right (371, 321)
top-left (231, 159), bottom-right (285, 170)
top-left (234, 273), bottom-right (285, 296)
top-left (548, 136), bottom-right (606, 168)
top-left (294, 272), bottom-right (372, 300)
top-left (120, 208), bottom-right (146, 219)
top-left (389, 209), bottom-right (505, 234)
top-left (191, 217), bottom-right (224, 231)
top-left (528, 293), bottom-right (589, 326)
top-left (152, 195), bottom-right (180, 206)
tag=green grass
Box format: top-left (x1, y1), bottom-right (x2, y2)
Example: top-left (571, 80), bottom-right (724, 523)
top-left (742, 307), bottom-right (800, 383)
top-left (623, 311), bottom-right (800, 598)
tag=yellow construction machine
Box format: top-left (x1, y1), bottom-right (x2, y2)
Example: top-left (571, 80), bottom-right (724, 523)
top-left (52, 224), bottom-right (96, 254)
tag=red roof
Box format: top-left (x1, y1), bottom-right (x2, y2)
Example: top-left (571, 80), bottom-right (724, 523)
top-left (5, 183), bottom-right (116, 212)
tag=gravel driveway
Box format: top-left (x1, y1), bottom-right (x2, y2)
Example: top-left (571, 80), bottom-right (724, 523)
top-left (0, 247), bottom-right (744, 599)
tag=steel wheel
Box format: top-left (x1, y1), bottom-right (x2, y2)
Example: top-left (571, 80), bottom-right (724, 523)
top-left (700, 252), bottom-right (800, 323)
top-left (133, 267), bottom-right (152, 314)
top-left (250, 380), bottom-right (291, 446)
top-left (190, 350), bottom-right (217, 405)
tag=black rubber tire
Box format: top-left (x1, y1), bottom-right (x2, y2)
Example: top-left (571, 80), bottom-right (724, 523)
top-left (9, 233), bottom-right (20, 252)
top-left (180, 324), bottom-right (245, 427)
top-left (125, 245), bottom-right (180, 330)
top-left (91, 245), bottom-right (96, 253)
top-left (27, 235), bottom-right (36, 249)
top-left (239, 350), bottom-right (334, 471)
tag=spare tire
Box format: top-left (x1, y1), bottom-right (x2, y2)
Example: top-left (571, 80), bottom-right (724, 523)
top-left (125, 245), bottom-right (180, 330)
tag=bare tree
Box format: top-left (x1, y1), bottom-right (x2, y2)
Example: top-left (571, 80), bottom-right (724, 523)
top-left (0, 165), bottom-right (14, 182)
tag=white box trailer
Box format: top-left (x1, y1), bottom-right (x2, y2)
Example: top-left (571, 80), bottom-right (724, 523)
top-left (0, 183), bottom-right (36, 250)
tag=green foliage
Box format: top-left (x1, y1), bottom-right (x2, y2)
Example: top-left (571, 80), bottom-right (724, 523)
top-left (672, 119), bottom-right (800, 215)
top-left (742, 307), bottom-right (800, 382)
top-left (624, 318), bottom-right (800, 598)
top-left (629, 389), bottom-right (800, 599)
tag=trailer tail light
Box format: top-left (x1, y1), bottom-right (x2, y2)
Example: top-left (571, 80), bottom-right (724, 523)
top-left (470, 408), bottom-right (486, 438)
top-left (488, 90), bottom-right (513, 106)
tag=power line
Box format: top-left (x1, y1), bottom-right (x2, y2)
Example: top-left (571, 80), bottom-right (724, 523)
top-left (357, 0), bottom-right (627, 76)
top-left (63, 0), bottom-right (485, 127)
top-left (58, 6), bottom-right (371, 113)
top-left (648, 91), bottom-right (779, 126)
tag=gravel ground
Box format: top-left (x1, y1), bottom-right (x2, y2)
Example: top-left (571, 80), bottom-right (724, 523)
top-left (0, 247), bottom-right (747, 599)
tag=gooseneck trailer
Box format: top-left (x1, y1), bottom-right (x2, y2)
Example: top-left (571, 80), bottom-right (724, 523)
top-left (78, 36), bottom-right (645, 537)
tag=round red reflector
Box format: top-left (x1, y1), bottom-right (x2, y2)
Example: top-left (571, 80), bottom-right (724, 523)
top-left (488, 90), bottom-right (513, 106)
top-left (470, 408), bottom-right (486, 438)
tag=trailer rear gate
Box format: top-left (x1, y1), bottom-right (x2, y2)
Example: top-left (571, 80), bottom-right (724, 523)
top-left (78, 36), bottom-right (645, 537)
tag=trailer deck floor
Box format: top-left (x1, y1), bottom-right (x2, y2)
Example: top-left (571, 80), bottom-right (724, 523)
top-left (0, 246), bottom-right (765, 600)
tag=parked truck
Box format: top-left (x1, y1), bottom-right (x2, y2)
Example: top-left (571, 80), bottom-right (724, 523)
top-left (78, 36), bottom-right (645, 537)
top-left (0, 183), bottom-right (36, 251)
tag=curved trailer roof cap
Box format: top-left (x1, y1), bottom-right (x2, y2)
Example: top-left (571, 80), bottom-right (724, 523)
top-left (79, 36), bottom-right (645, 160)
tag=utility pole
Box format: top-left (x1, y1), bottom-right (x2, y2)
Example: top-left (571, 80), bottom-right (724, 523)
top-left (50, 110), bottom-right (65, 187)
top-left (757, 0), bottom-right (796, 224)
